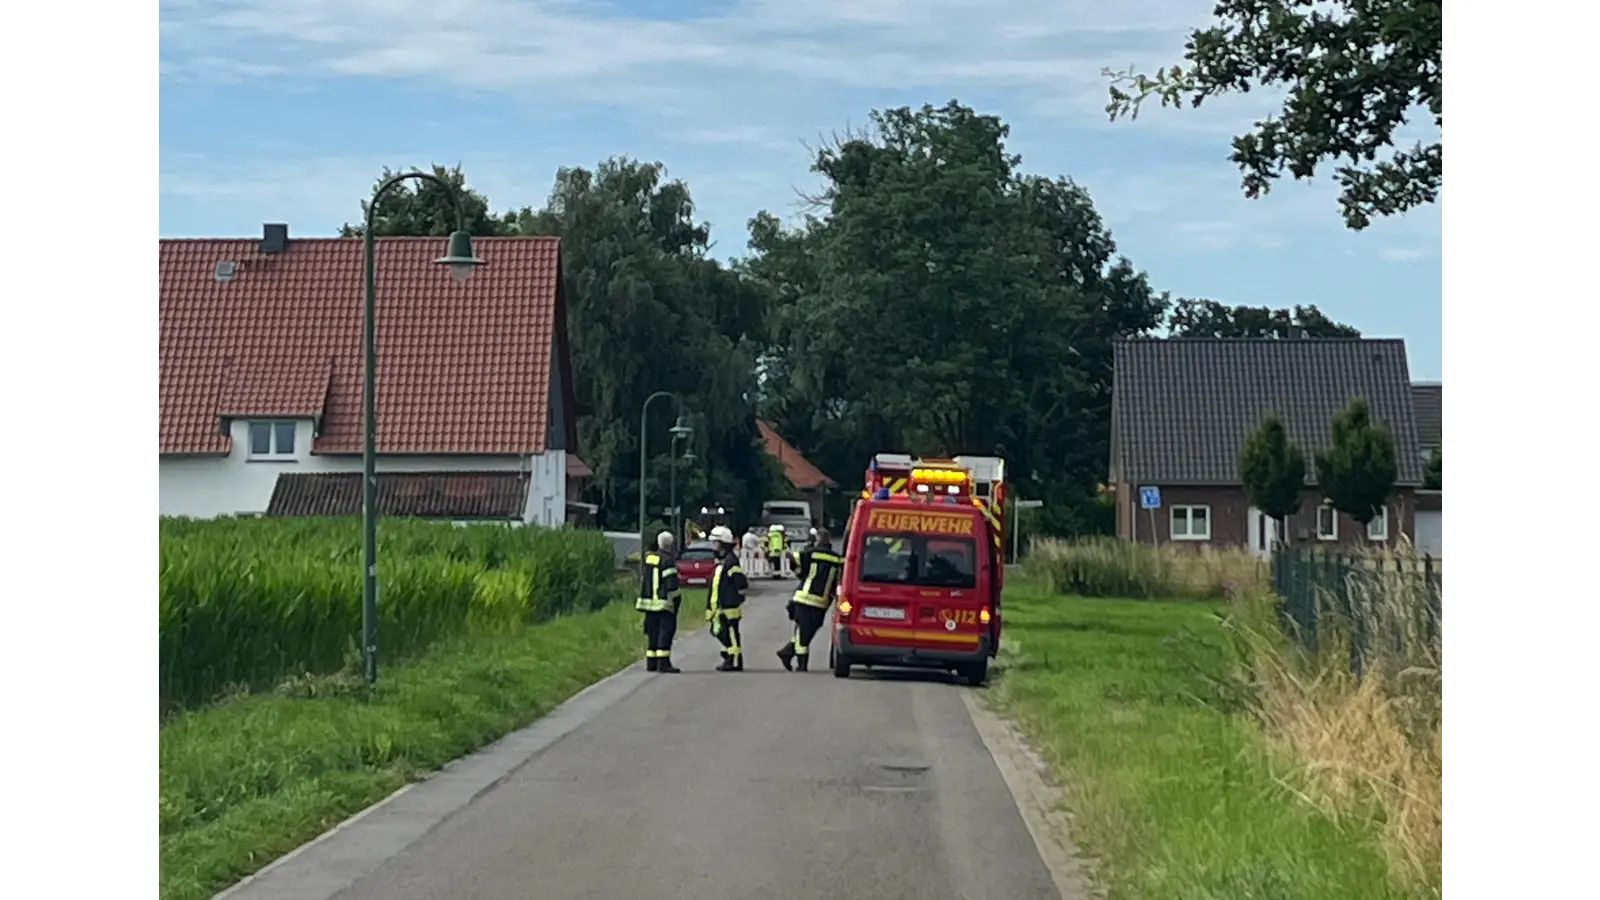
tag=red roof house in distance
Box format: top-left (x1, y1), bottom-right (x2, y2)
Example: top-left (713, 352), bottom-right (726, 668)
top-left (159, 225), bottom-right (582, 525)
top-left (756, 418), bottom-right (838, 521)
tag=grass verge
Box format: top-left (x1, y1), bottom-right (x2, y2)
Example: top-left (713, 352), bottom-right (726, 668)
top-left (991, 581), bottom-right (1422, 900)
top-left (159, 587), bottom-right (708, 900)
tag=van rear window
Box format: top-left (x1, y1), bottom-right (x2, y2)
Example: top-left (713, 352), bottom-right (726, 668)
top-left (858, 534), bottom-right (977, 589)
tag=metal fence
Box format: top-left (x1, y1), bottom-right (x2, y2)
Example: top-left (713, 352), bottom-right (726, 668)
top-left (1272, 547), bottom-right (1442, 674)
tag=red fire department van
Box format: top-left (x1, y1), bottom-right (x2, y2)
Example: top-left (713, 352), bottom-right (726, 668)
top-left (829, 454), bottom-right (1007, 685)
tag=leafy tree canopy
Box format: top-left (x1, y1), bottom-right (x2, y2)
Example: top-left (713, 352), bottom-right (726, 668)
top-left (1423, 446), bottom-right (1441, 490)
top-left (741, 100), bottom-right (1168, 534)
top-left (1168, 298), bottom-right (1359, 339)
top-left (1316, 397), bottom-right (1399, 525)
top-left (1105, 0), bottom-right (1442, 230)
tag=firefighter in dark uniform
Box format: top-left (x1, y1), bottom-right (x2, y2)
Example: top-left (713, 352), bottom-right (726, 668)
top-left (777, 528), bottom-right (844, 672)
top-left (636, 531), bottom-right (683, 674)
top-left (705, 525), bottom-right (749, 672)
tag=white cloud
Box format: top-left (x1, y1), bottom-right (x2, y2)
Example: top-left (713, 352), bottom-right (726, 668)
top-left (159, 0), bottom-right (1442, 261)
top-left (158, 0), bottom-right (1215, 119)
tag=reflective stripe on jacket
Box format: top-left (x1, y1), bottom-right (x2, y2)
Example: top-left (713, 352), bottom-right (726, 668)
top-left (766, 532), bottom-right (784, 552)
top-left (636, 551), bottom-right (681, 612)
top-left (792, 549), bottom-right (843, 609)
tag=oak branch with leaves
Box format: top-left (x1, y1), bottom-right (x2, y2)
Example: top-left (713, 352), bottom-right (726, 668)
top-left (1104, 0), bottom-right (1442, 230)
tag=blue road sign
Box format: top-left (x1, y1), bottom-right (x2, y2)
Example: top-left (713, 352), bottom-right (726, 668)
top-left (1139, 486), bottom-right (1162, 509)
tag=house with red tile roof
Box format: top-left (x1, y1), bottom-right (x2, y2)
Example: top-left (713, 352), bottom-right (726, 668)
top-left (159, 226), bottom-right (582, 525)
top-left (756, 418), bottom-right (838, 524)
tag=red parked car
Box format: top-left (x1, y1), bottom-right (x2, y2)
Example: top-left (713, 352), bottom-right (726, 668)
top-left (676, 541), bottom-right (718, 587)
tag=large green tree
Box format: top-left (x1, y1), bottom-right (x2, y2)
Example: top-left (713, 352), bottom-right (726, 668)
top-left (1168, 298), bottom-right (1359, 338)
top-left (1105, 0), bottom-right (1442, 230)
top-left (1316, 397), bottom-right (1399, 526)
top-left (505, 159), bottom-right (783, 528)
top-left (743, 100), bottom-right (1168, 535)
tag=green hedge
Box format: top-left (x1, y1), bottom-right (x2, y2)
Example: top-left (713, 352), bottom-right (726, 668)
top-left (159, 517), bottom-right (616, 709)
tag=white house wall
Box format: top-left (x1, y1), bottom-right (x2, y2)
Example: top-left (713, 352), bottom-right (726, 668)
top-left (523, 449), bottom-right (567, 527)
top-left (159, 418), bottom-right (559, 522)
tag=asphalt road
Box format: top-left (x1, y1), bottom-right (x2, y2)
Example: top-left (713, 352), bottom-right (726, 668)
top-left (300, 578), bottom-right (1063, 900)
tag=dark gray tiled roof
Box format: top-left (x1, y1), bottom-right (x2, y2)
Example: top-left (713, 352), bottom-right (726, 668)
top-left (1111, 338), bottom-right (1425, 486)
top-left (1411, 383), bottom-right (1441, 450)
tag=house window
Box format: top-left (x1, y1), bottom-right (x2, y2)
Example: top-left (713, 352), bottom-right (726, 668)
top-left (1170, 505), bottom-right (1210, 541)
top-left (1316, 503), bottom-right (1339, 541)
top-left (1367, 505), bottom-right (1390, 541)
top-left (247, 421), bottom-right (297, 458)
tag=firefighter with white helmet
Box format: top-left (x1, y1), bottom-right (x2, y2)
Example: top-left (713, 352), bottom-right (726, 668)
top-left (706, 525), bottom-right (749, 671)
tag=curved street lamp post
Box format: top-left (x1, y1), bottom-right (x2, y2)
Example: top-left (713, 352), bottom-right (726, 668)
top-left (670, 433), bottom-right (684, 544)
top-left (675, 442), bottom-right (697, 544)
top-left (638, 391), bottom-right (693, 553)
top-left (362, 171), bottom-right (485, 685)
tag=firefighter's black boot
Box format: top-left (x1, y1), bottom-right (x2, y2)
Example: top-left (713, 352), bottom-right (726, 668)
top-left (776, 644), bottom-right (795, 671)
top-left (658, 657), bottom-right (682, 674)
top-left (796, 653), bottom-right (810, 673)
top-left (646, 656), bottom-right (659, 672)
top-left (717, 656), bottom-right (737, 672)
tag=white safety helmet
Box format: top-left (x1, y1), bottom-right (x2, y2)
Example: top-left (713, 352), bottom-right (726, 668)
top-left (768, 523), bottom-right (784, 533)
top-left (656, 531), bottom-right (675, 551)
top-left (709, 525), bottom-right (736, 545)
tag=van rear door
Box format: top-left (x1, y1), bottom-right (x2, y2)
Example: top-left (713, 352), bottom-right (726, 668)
top-left (846, 524), bottom-right (989, 652)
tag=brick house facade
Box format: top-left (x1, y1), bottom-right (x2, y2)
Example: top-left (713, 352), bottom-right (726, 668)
top-left (1109, 337), bottom-right (1426, 554)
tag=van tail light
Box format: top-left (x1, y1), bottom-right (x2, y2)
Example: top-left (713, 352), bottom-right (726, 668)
top-left (837, 597), bottom-right (853, 620)
top-left (979, 607), bottom-right (991, 625)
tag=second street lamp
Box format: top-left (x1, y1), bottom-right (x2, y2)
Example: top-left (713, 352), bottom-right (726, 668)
top-left (638, 392), bottom-right (693, 552)
top-left (361, 172), bottom-right (485, 686)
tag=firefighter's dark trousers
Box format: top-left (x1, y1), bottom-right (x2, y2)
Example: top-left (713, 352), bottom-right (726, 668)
top-left (642, 610), bottom-right (677, 669)
top-left (785, 603), bottom-right (828, 671)
top-left (712, 610), bottom-right (743, 669)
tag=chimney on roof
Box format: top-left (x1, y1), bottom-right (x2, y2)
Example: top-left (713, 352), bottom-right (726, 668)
top-left (1288, 325), bottom-right (1306, 340)
top-left (261, 223), bottom-right (289, 254)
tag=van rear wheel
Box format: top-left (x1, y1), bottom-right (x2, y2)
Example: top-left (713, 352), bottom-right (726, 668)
top-left (832, 648), bottom-right (851, 679)
top-left (958, 659), bottom-right (988, 686)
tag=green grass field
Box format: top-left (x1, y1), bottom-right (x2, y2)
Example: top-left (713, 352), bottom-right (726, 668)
top-left (992, 581), bottom-right (1417, 900)
top-left (159, 586), bottom-right (709, 900)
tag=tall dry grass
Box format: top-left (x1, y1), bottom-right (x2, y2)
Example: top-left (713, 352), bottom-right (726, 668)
top-left (1232, 543), bottom-right (1442, 895)
top-left (1022, 537), bottom-right (1442, 894)
top-left (1023, 535), bottom-right (1270, 599)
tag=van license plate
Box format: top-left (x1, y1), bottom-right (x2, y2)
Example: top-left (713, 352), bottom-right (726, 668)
top-left (862, 607), bottom-right (906, 620)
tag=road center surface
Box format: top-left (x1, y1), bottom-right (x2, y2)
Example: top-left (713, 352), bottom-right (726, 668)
top-left (243, 578), bottom-right (1065, 900)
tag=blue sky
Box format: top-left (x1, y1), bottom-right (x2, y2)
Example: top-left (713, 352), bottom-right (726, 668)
top-left (159, 0), bottom-right (1442, 379)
